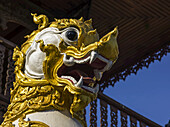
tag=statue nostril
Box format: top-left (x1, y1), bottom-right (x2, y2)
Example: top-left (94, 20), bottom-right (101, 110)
top-left (66, 55), bottom-right (70, 60)
top-left (63, 53), bottom-right (75, 67)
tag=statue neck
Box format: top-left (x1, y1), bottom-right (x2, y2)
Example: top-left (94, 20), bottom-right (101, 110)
top-left (12, 110), bottom-right (83, 127)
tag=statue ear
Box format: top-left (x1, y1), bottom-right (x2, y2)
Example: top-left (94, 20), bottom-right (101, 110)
top-left (97, 26), bottom-right (119, 61)
top-left (31, 13), bottom-right (49, 30)
top-left (84, 18), bottom-right (92, 25)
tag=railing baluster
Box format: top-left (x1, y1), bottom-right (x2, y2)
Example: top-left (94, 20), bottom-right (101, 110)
top-left (130, 116), bottom-right (137, 127)
top-left (100, 99), bottom-right (108, 127)
top-left (121, 112), bottom-right (127, 127)
top-left (140, 122), bottom-right (146, 127)
top-left (98, 93), bottom-right (161, 127)
top-left (90, 99), bottom-right (97, 127)
top-left (110, 105), bottom-right (118, 127)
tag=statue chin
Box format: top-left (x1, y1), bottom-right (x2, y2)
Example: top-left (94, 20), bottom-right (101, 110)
top-left (13, 110), bottom-right (82, 127)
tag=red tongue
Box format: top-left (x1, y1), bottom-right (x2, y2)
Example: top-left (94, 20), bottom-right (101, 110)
top-left (66, 70), bottom-right (95, 84)
top-left (83, 77), bottom-right (95, 84)
top-left (89, 58), bottom-right (107, 69)
top-left (66, 70), bottom-right (87, 77)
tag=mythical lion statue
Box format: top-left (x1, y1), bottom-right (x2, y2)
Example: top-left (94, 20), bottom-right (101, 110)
top-left (0, 13), bottom-right (119, 127)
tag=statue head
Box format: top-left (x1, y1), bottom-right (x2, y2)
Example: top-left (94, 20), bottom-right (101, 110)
top-left (2, 13), bottom-right (118, 127)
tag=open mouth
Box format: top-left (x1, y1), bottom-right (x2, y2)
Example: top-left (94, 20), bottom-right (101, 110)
top-left (57, 51), bottom-right (112, 93)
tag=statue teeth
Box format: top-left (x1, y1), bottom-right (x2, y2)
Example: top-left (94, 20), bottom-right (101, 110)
top-left (94, 84), bottom-right (99, 93)
top-left (75, 76), bottom-right (83, 87)
top-left (61, 76), bottom-right (77, 84)
top-left (74, 56), bottom-right (90, 64)
top-left (89, 51), bottom-right (98, 64)
top-left (94, 69), bottom-right (103, 81)
top-left (82, 84), bottom-right (99, 93)
top-left (96, 54), bottom-right (113, 72)
top-left (99, 60), bottom-right (113, 72)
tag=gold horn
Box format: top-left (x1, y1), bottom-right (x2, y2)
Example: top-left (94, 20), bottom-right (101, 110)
top-left (79, 17), bottom-right (84, 22)
top-left (31, 13), bottom-right (49, 30)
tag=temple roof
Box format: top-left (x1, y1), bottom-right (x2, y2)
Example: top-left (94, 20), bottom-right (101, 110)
top-left (0, 0), bottom-right (169, 91)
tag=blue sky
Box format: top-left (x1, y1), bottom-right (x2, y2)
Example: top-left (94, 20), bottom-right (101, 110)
top-left (104, 53), bottom-right (170, 126)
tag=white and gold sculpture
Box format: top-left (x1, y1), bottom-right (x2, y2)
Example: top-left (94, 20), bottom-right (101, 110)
top-left (0, 13), bottom-right (119, 127)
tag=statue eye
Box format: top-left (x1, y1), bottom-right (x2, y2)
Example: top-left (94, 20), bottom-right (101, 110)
top-left (61, 27), bottom-right (79, 46)
top-left (66, 30), bottom-right (78, 41)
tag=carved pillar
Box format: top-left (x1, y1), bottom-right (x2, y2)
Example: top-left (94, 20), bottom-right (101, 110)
top-left (0, 110), bottom-right (3, 124)
top-left (0, 105), bottom-right (4, 125)
top-left (110, 105), bottom-right (118, 127)
top-left (4, 50), bottom-right (15, 96)
top-left (0, 100), bottom-right (8, 124)
top-left (100, 99), bottom-right (108, 127)
top-left (90, 99), bottom-right (97, 127)
top-left (0, 44), bottom-right (5, 94)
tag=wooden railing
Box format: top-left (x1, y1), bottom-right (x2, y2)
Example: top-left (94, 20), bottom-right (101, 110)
top-left (87, 92), bottom-right (162, 127)
top-left (0, 37), bottom-right (15, 123)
